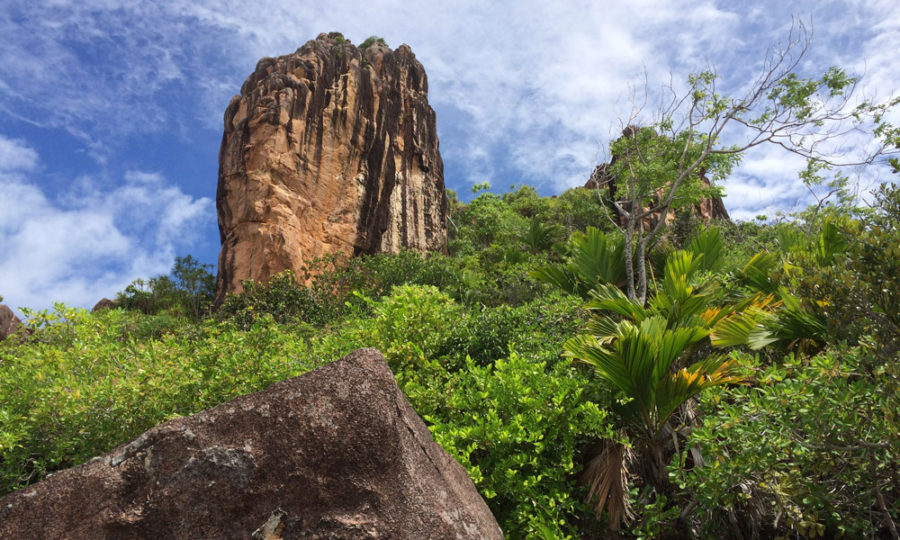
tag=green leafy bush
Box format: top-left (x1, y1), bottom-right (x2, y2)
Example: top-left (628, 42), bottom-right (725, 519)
top-left (441, 292), bottom-right (585, 366)
top-left (359, 35), bottom-right (387, 49)
top-left (218, 270), bottom-right (339, 328)
top-left (360, 284), bottom-right (462, 372)
top-left (219, 252), bottom-right (468, 329)
top-left (0, 306), bottom-right (321, 495)
top-left (116, 255), bottom-right (215, 320)
top-left (677, 346), bottom-right (900, 538)
top-left (406, 353), bottom-right (614, 539)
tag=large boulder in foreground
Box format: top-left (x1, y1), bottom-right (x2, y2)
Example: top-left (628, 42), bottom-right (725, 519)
top-left (215, 32), bottom-right (447, 304)
top-left (0, 349), bottom-right (502, 539)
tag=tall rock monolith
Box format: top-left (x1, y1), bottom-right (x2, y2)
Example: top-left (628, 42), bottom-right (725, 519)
top-left (215, 33), bottom-right (447, 304)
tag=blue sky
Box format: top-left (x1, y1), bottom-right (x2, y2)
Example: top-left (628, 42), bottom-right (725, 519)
top-left (1, 0), bottom-right (898, 313)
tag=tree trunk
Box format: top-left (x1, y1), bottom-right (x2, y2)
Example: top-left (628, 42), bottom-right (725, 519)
top-left (624, 220), bottom-right (637, 301)
top-left (636, 236), bottom-right (649, 304)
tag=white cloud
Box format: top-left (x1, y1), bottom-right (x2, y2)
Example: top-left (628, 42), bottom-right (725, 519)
top-left (0, 0), bottom-right (896, 226)
top-left (0, 135), bottom-right (40, 172)
top-left (0, 137), bottom-right (213, 313)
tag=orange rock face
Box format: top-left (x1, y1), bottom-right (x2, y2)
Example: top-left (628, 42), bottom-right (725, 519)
top-left (215, 33), bottom-right (447, 303)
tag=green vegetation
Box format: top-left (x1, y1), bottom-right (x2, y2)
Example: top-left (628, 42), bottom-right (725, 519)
top-left (4, 179), bottom-right (899, 537)
top-left (359, 35), bottom-right (387, 49)
top-left (2, 29), bottom-right (899, 536)
top-left (599, 24), bottom-right (898, 306)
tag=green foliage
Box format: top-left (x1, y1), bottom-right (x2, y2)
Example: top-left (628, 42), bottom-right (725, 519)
top-left (522, 219), bottom-right (565, 253)
top-left (4, 162), bottom-right (900, 540)
top-left (219, 251), bottom-right (467, 329)
top-left (360, 284), bottom-right (462, 373)
top-left (687, 225), bottom-right (724, 273)
top-left (451, 192), bottom-right (529, 255)
top-left (359, 35), bottom-right (387, 49)
top-left (561, 249), bottom-right (768, 531)
top-left (677, 346), bottom-right (900, 538)
top-left (566, 317), bottom-right (742, 442)
top-left (408, 353), bottom-right (615, 539)
top-left (116, 255), bottom-right (215, 320)
top-left (441, 292), bottom-right (586, 367)
top-left (219, 270), bottom-right (340, 328)
top-left (607, 127), bottom-right (737, 214)
top-left (0, 305), bottom-right (321, 494)
top-left (501, 184), bottom-right (610, 235)
top-left (531, 227), bottom-right (626, 298)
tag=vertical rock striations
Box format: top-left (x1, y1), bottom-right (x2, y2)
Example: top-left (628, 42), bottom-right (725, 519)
top-left (216, 33), bottom-right (447, 303)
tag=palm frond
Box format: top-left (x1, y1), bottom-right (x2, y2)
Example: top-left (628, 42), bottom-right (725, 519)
top-left (530, 227), bottom-right (626, 298)
top-left (688, 225), bottom-right (724, 273)
top-left (582, 439), bottom-right (634, 531)
top-left (570, 227), bottom-right (627, 290)
top-left (769, 292), bottom-right (828, 354)
top-left (529, 265), bottom-right (580, 296)
top-left (564, 334), bottom-right (639, 399)
top-left (586, 283), bottom-right (648, 322)
top-left (710, 308), bottom-right (778, 349)
top-left (655, 355), bottom-right (743, 428)
top-left (741, 251), bottom-right (780, 294)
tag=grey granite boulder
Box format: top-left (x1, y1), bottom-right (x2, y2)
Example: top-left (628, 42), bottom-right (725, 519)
top-left (0, 348), bottom-right (503, 539)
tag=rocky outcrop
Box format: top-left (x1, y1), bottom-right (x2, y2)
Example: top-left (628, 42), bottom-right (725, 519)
top-left (586, 164), bottom-right (729, 226)
top-left (216, 33), bottom-right (447, 304)
top-left (0, 348), bottom-right (503, 539)
top-left (91, 298), bottom-right (117, 312)
top-left (0, 304), bottom-right (22, 341)
top-left (585, 127), bottom-right (730, 227)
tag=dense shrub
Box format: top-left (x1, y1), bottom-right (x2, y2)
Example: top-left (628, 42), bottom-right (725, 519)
top-left (440, 292), bottom-right (586, 366)
top-left (219, 252), bottom-right (468, 329)
top-left (116, 255), bottom-right (215, 320)
top-left (0, 306), bottom-right (321, 495)
top-left (5, 181), bottom-right (899, 540)
top-left (406, 353), bottom-right (614, 539)
top-left (451, 192), bottom-right (529, 255)
top-left (677, 346), bottom-right (900, 538)
top-left (359, 284), bottom-right (463, 372)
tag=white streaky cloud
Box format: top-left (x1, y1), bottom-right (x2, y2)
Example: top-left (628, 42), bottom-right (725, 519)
top-left (0, 135), bottom-right (40, 172)
top-left (723, 145), bottom-right (811, 219)
top-left (0, 139), bottom-right (213, 313)
top-left (0, 2), bottom-right (897, 216)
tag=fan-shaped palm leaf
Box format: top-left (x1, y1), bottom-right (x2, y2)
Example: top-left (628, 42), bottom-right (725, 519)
top-left (530, 227), bottom-right (626, 297)
top-left (688, 225), bottom-right (725, 273)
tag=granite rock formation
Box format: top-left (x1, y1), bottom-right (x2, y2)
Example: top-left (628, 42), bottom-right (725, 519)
top-left (216, 33), bottom-right (447, 304)
top-left (91, 298), bottom-right (117, 312)
top-left (0, 304), bottom-right (23, 341)
top-left (586, 164), bottom-right (729, 226)
top-left (0, 348), bottom-right (503, 539)
top-left (585, 127), bottom-right (730, 227)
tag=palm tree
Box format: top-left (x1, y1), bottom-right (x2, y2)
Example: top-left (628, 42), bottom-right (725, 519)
top-left (529, 227), bottom-right (626, 298)
top-left (564, 248), bottom-right (771, 531)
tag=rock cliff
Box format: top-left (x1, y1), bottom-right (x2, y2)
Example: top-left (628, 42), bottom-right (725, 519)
top-left (216, 33), bottom-right (447, 304)
top-left (0, 349), bottom-right (503, 539)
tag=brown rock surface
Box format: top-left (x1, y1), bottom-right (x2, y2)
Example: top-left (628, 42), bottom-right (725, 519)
top-left (0, 304), bottom-right (22, 341)
top-left (585, 127), bottom-right (730, 227)
top-left (0, 348), bottom-right (502, 540)
top-left (216, 33), bottom-right (447, 304)
top-left (91, 297), bottom-right (117, 312)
